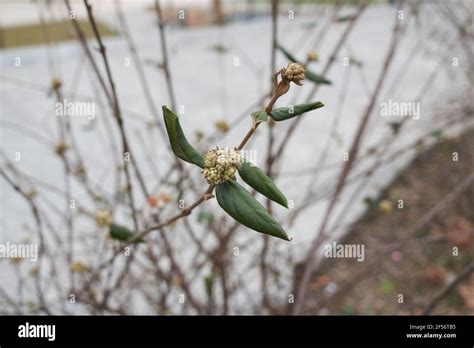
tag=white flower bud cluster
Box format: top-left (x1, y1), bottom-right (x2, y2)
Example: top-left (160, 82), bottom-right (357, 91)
top-left (282, 62), bottom-right (305, 85)
top-left (203, 148), bottom-right (242, 185)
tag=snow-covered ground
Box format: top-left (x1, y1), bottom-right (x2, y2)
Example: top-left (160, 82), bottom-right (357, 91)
top-left (0, 0), bottom-right (472, 313)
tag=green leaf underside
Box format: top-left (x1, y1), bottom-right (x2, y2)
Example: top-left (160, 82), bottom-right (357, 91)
top-left (110, 224), bottom-right (144, 243)
top-left (270, 101), bottom-right (324, 121)
top-left (278, 45), bottom-right (331, 85)
top-left (238, 162), bottom-right (288, 208)
top-left (251, 111), bottom-right (269, 124)
top-left (304, 70), bottom-right (332, 85)
top-left (216, 181), bottom-right (290, 241)
top-left (162, 106), bottom-right (204, 168)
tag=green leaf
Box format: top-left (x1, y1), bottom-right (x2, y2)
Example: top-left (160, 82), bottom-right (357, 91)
top-left (336, 14), bottom-right (356, 23)
top-left (363, 196), bottom-right (378, 210)
top-left (197, 211), bottom-right (215, 224)
top-left (379, 279), bottom-right (396, 295)
top-left (251, 111), bottom-right (269, 126)
top-left (304, 70), bottom-right (332, 85)
top-left (209, 43), bottom-right (228, 54)
top-left (215, 181), bottom-right (290, 241)
top-left (238, 162), bottom-right (288, 208)
top-left (270, 101), bottom-right (324, 121)
top-left (162, 106), bottom-right (204, 168)
top-left (349, 57), bottom-right (364, 67)
top-left (109, 224), bottom-right (145, 243)
top-left (204, 273), bottom-right (214, 299)
top-left (431, 129), bottom-right (443, 141)
top-left (277, 45), bottom-right (299, 63)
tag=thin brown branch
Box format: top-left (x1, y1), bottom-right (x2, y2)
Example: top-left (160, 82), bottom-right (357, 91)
top-left (115, 0), bottom-right (165, 135)
top-left (422, 262), bottom-right (474, 315)
top-left (271, 0), bottom-right (368, 164)
top-left (83, 0), bottom-right (143, 231)
top-left (293, 1), bottom-right (405, 314)
top-left (154, 0), bottom-right (177, 110)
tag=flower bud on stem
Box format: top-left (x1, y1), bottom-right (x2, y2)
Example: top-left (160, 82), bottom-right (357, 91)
top-left (238, 63), bottom-right (305, 150)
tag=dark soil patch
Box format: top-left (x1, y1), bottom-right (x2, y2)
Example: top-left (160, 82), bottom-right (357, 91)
top-left (301, 129), bottom-right (474, 315)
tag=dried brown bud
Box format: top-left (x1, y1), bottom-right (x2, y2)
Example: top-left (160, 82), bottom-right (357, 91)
top-left (307, 51), bottom-right (319, 62)
top-left (95, 209), bottom-right (112, 227)
top-left (70, 261), bottom-right (89, 273)
top-left (51, 78), bottom-right (62, 90)
top-left (214, 120), bottom-right (230, 133)
top-left (195, 130), bottom-right (205, 141)
top-left (55, 142), bottom-right (69, 155)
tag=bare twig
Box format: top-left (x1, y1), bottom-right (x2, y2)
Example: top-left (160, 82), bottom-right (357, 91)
top-left (293, 2), bottom-right (405, 314)
top-left (83, 0), bottom-right (144, 231)
top-left (154, 0), bottom-right (177, 110)
top-left (422, 262), bottom-right (474, 315)
top-left (115, 0), bottom-right (165, 134)
top-left (271, 0), bottom-right (368, 165)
